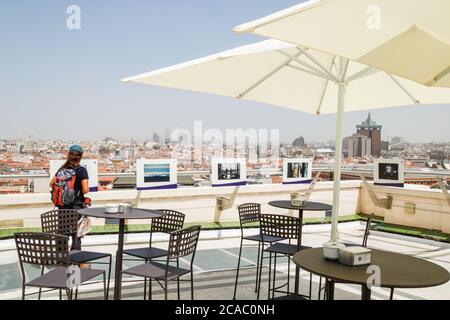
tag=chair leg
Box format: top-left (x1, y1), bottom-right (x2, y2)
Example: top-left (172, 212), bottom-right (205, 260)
top-left (164, 280), bottom-right (168, 300)
top-left (318, 276), bottom-right (322, 300)
top-left (267, 252), bottom-right (272, 300)
top-left (21, 285), bottom-right (26, 301)
top-left (233, 237), bottom-right (244, 300)
top-left (287, 257), bottom-right (291, 297)
top-left (103, 272), bottom-right (107, 300)
top-left (143, 259), bottom-right (148, 300)
top-left (66, 289), bottom-right (73, 301)
top-left (191, 268), bottom-right (195, 300)
top-left (177, 259), bottom-right (181, 300)
top-left (38, 265), bottom-right (45, 300)
top-left (390, 288), bottom-right (394, 300)
top-left (255, 242), bottom-right (261, 293)
top-left (256, 246), bottom-right (264, 300)
top-left (272, 254), bottom-right (277, 300)
top-left (287, 255), bottom-right (291, 294)
top-left (75, 287), bottom-right (79, 300)
top-left (59, 289), bottom-right (62, 300)
top-left (107, 255), bottom-right (112, 300)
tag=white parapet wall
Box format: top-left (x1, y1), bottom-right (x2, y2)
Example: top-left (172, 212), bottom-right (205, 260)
top-left (0, 181), bottom-right (362, 228)
top-left (359, 184), bottom-right (450, 234)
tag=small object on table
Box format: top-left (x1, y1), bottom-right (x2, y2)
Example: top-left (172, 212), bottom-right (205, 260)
top-left (323, 242), bottom-right (346, 260)
top-left (338, 246), bottom-right (372, 266)
top-left (290, 192), bottom-right (308, 207)
top-left (105, 204), bottom-right (119, 214)
top-left (118, 203), bottom-right (133, 214)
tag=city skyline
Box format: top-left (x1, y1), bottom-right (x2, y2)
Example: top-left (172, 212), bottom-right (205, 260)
top-left (1, 1), bottom-right (450, 143)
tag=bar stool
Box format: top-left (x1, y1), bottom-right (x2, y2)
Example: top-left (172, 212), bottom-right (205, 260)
top-left (233, 203), bottom-right (285, 300)
top-left (14, 232), bottom-right (107, 300)
top-left (257, 213), bottom-right (311, 300)
top-left (123, 209), bottom-right (185, 299)
top-left (121, 226), bottom-right (201, 300)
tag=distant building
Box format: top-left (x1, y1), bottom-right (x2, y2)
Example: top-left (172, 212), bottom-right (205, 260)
top-left (381, 140), bottom-right (389, 152)
top-left (153, 132), bottom-right (161, 144)
top-left (429, 150), bottom-right (448, 162)
top-left (343, 134), bottom-right (371, 158)
top-left (292, 136), bottom-right (305, 147)
top-left (391, 136), bottom-right (404, 145)
top-left (356, 113), bottom-right (382, 157)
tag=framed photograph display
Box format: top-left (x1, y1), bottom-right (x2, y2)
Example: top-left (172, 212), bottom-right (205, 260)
top-left (282, 158), bottom-right (313, 184)
top-left (50, 159), bottom-right (99, 192)
top-left (374, 159), bottom-right (405, 187)
top-left (211, 158), bottom-right (246, 187)
top-left (136, 159), bottom-right (177, 190)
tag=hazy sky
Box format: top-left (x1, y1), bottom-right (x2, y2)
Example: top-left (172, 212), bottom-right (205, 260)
top-left (1, 0), bottom-right (449, 143)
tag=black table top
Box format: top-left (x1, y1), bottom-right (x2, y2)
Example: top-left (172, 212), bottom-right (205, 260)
top-left (269, 200), bottom-right (332, 211)
top-left (293, 248), bottom-right (450, 289)
top-left (79, 207), bottom-right (165, 220)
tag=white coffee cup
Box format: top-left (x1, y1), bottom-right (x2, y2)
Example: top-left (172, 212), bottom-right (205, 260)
top-left (105, 204), bottom-right (119, 214)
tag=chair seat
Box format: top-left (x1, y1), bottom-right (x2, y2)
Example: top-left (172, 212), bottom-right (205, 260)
top-left (122, 261), bottom-right (190, 281)
top-left (26, 266), bottom-right (104, 289)
top-left (69, 250), bottom-right (111, 264)
top-left (265, 243), bottom-right (311, 256)
top-left (123, 247), bottom-right (168, 260)
top-left (243, 234), bottom-right (285, 243)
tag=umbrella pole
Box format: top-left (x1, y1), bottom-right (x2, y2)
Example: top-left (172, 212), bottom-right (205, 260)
top-left (330, 78), bottom-right (346, 242)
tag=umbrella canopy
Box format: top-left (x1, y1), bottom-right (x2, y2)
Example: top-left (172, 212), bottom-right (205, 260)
top-left (123, 39), bottom-right (450, 114)
top-left (234, 0), bottom-right (450, 88)
top-left (123, 39), bottom-right (450, 242)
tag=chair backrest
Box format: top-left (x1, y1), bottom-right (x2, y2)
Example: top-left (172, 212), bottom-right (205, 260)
top-left (260, 214), bottom-right (301, 240)
top-left (362, 214), bottom-right (375, 248)
top-left (41, 209), bottom-right (79, 236)
top-left (167, 226), bottom-right (201, 260)
top-left (237, 203), bottom-right (261, 226)
top-left (15, 232), bottom-right (69, 270)
top-left (151, 209), bottom-right (185, 234)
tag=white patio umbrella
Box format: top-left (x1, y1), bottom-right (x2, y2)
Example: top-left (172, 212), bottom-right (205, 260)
top-left (123, 39), bottom-right (450, 242)
top-left (234, 0), bottom-right (450, 88)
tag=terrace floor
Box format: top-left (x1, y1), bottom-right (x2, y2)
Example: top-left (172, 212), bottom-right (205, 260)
top-left (1, 221), bottom-right (450, 300)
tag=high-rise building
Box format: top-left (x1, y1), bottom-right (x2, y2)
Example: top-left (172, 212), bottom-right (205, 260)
top-left (356, 113), bottom-right (382, 157)
top-left (343, 134), bottom-right (371, 158)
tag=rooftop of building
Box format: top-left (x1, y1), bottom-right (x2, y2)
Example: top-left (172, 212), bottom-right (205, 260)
top-left (356, 113), bottom-right (383, 130)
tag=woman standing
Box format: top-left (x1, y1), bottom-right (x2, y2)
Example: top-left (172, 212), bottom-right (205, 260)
top-left (50, 144), bottom-right (89, 250)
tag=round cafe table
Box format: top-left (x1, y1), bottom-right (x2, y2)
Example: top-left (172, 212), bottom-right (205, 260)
top-left (293, 247), bottom-right (450, 300)
top-left (79, 207), bottom-right (165, 300)
top-left (268, 201), bottom-right (332, 298)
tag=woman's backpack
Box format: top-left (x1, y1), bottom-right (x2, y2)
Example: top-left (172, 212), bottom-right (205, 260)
top-left (51, 168), bottom-right (77, 207)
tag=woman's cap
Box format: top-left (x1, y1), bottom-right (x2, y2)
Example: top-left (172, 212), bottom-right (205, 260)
top-left (69, 144), bottom-right (84, 154)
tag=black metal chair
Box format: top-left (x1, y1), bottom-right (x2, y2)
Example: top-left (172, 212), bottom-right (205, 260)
top-left (257, 213), bottom-right (311, 300)
top-left (233, 203), bottom-right (285, 299)
top-left (15, 232), bottom-right (107, 300)
top-left (120, 225), bottom-right (201, 300)
top-left (41, 209), bottom-right (112, 299)
top-left (122, 209), bottom-right (185, 298)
